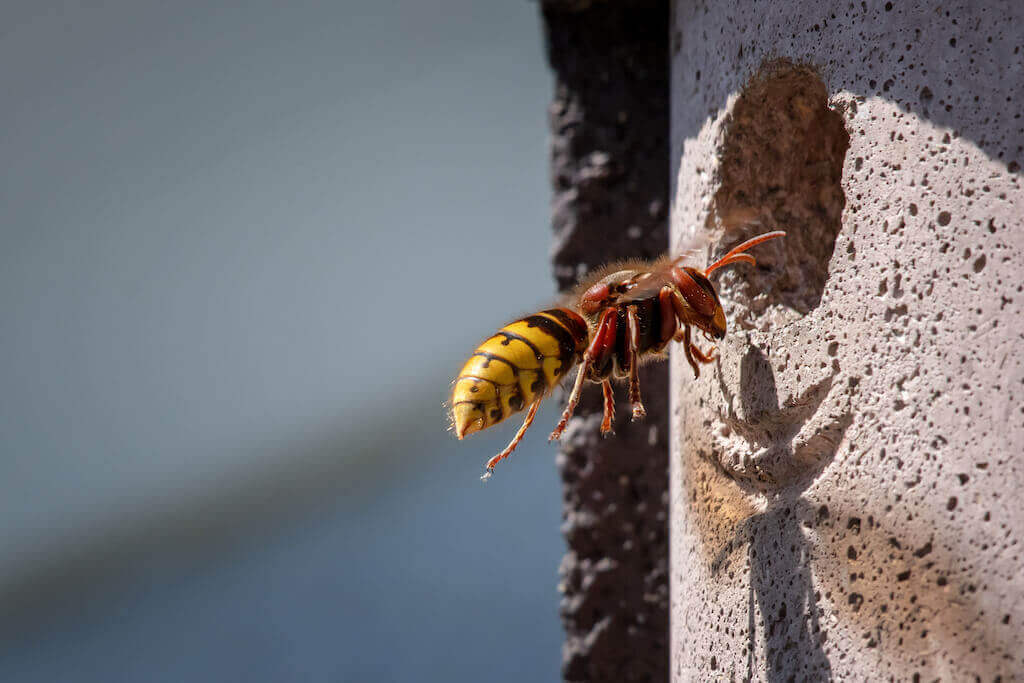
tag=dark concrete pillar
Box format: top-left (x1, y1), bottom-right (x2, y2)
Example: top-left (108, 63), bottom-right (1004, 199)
top-left (541, 2), bottom-right (670, 681)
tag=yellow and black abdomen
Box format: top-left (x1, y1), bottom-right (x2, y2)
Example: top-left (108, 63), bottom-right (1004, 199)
top-left (451, 308), bottom-right (588, 439)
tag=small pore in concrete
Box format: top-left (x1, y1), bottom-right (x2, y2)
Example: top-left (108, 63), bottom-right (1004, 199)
top-left (709, 59), bottom-right (850, 326)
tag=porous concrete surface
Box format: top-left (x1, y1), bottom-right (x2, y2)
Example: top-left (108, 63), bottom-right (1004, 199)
top-left (670, 2), bottom-right (1024, 681)
top-left (543, 2), bottom-right (671, 681)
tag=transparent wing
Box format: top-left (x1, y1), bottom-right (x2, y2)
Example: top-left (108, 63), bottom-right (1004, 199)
top-left (670, 218), bottom-right (771, 269)
top-left (669, 228), bottom-right (712, 268)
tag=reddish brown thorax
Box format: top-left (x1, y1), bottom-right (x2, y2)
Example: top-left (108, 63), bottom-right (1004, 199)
top-left (579, 270), bottom-right (647, 315)
top-left (580, 282), bottom-right (610, 314)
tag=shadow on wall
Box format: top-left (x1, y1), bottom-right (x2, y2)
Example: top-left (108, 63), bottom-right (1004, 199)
top-left (689, 54), bottom-right (1021, 678)
top-left (744, 503), bottom-right (832, 682)
top-left (692, 61), bottom-right (852, 681)
top-left (707, 345), bottom-right (1016, 679)
top-left (711, 347), bottom-right (838, 682)
top-left (674, 2), bottom-right (1024, 674)
top-left (700, 61), bottom-right (854, 495)
top-left (737, 349), bottom-right (837, 683)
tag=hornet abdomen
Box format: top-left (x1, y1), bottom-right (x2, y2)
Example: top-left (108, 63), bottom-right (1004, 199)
top-left (451, 308), bottom-right (588, 439)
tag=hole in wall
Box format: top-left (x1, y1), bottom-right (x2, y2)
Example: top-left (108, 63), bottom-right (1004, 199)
top-left (709, 58), bottom-right (850, 327)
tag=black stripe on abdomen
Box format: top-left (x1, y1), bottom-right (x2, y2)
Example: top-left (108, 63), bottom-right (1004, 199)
top-left (542, 308), bottom-right (588, 347)
top-left (495, 330), bottom-right (544, 362)
top-left (523, 314), bottom-right (578, 361)
top-left (471, 351), bottom-right (519, 374)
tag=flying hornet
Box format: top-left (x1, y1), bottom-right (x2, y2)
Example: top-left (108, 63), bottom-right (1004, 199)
top-left (449, 230), bottom-right (785, 480)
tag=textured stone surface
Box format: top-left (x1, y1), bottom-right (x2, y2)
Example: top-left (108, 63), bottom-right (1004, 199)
top-left (542, 1), bottom-right (670, 681)
top-left (670, 2), bottom-right (1024, 681)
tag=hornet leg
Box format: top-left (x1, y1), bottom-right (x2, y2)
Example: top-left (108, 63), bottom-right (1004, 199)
top-left (689, 338), bottom-right (716, 364)
top-left (550, 307), bottom-right (617, 442)
top-left (676, 323), bottom-right (716, 379)
top-left (626, 305), bottom-right (646, 420)
top-left (600, 379), bottom-right (615, 435)
top-left (482, 398), bottom-right (542, 481)
top-left (655, 286), bottom-right (679, 352)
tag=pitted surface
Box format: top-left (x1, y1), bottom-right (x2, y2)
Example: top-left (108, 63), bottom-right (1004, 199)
top-left (670, 2), bottom-right (1024, 681)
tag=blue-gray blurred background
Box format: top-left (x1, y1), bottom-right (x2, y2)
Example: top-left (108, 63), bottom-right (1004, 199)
top-left (0, 2), bottom-right (565, 680)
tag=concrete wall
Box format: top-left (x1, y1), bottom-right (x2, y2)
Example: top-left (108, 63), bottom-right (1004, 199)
top-left (669, 2), bottom-right (1024, 680)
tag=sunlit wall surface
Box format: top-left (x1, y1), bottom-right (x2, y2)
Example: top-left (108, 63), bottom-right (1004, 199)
top-left (0, 1), bottom-right (564, 680)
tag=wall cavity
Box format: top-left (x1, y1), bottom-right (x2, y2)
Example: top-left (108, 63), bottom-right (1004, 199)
top-left (711, 59), bottom-right (849, 326)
